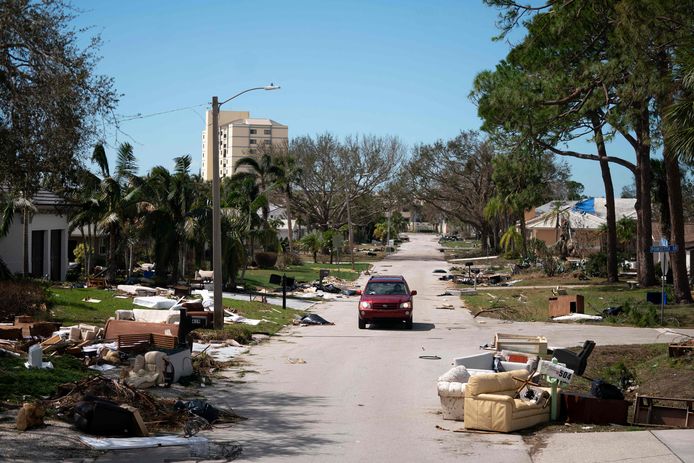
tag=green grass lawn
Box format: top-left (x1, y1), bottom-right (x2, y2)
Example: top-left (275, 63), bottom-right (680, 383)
top-left (461, 284), bottom-right (694, 327)
top-left (0, 355), bottom-right (95, 402)
top-left (243, 261), bottom-right (370, 290)
top-left (48, 287), bottom-right (306, 341)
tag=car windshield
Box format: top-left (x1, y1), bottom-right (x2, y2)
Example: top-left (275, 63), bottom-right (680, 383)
top-left (365, 281), bottom-right (407, 295)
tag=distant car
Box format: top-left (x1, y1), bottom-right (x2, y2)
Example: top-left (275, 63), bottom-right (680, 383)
top-left (357, 275), bottom-right (417, 329)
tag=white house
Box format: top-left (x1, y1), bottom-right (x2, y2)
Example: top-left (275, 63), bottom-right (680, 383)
top-left (0, 190), bottom-right (70, 280)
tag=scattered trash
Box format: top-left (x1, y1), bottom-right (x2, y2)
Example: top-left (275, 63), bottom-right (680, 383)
top-left (174, 399), bottom-right (219, 424)
top-left (436, 305), bottom-right (455, 310)
top-left (297, 314), bottom-right (334, 325)
top-left (552, 313), bottom-right (602, 322)
top-left (633, 394), bottom-right (694, 428)
top-left (16, 402), bottom-right (45, 431)
top-left (82, 298), bottom-right (102, 303)
top-left (224, 310), bottom-right (262, 326)
top-left (419, 355), bottom-right (442, 360)
top-left (79, 435), bottom-right (209, 451)
top-left (74, 397), bottom-right (148, 436)
top-left (437, 291), bottom-right (453, 296)
top-left (433, 269), bottom-right (448, 274)
top-left (288, 358), bottom-right (307, 364)
top-left (602, 306), bottom-right (623, 317)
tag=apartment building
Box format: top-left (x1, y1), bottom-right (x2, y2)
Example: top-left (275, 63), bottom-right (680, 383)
top-left (201, 110), bottom-right (288, 180)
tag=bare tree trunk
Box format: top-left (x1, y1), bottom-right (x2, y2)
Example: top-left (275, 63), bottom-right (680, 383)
top-left (664, 153), bottom-right (692, 302)
top-left (635, 109), bottom-right (657, 287)
top-left (22, 207), bottom-right (29, 276)
top-left (592, 116), bottom-right (619, 282)
top-left (107, 229), bottom-right (116, 283)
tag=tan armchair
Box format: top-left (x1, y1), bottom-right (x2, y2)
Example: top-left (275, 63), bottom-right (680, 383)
top-left (463, 369), bottom-right (550, 432)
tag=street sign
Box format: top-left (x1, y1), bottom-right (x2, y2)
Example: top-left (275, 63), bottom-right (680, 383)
top-left (649, 245), bottom-right (678, 253)
top-left (538, 359), bottom-right (574, 384)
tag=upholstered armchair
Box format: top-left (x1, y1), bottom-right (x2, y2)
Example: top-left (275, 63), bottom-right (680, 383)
top-left (463, 369), bottom-right (550, 432)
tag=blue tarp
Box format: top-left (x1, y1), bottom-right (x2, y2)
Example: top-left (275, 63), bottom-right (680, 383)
top-left (573, 197), bottom-right (595, 215)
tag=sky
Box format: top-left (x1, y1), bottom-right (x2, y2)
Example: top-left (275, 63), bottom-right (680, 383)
top-left (71, 0), bottom-right (636, 197)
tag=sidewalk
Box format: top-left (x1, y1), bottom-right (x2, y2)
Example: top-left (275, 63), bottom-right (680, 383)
top-left (533, 429), bottom-right (694, 463)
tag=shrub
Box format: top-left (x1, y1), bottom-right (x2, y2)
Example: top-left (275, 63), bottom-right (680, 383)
top-left (254, 251), bottom-right (278, 269)
top-left (0, 280), bottom-right (50, 322)
top-left (584, 252), bottom-right (608, 277)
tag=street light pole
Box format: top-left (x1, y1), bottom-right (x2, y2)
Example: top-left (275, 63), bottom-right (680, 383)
top-left (211, 85), bottom-right (280, 330)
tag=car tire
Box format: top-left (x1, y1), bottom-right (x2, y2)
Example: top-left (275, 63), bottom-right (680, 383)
top-left (405, 317), bottom-right (413, 330)
top-left (358, 318), bottom-right (366, 329)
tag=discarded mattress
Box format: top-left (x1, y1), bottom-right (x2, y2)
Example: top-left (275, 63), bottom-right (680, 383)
top-left (116, 285), bottom-right (157, 296)
top-left (133, 296), bottom-right (177, 309)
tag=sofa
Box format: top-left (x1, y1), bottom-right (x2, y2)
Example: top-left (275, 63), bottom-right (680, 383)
top-left (463, 369), bottom-right (551, 432)
top-left (438, 352), bottom-right (537, 421)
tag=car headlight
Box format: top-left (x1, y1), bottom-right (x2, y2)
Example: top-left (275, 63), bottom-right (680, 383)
top-left (400, 301), bottom-right (411, 309)
top-left (360, 301), bottom-right (371, 309)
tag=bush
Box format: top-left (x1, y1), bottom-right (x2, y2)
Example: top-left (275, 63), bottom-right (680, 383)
top-left (254, 251), bottom-right (278, 269)
top-left (279, 251), bottom-right (303, 267)
top-left (604, 301), bottom-right (659, 327)
top-left (0, 280), bottom-right (50, 322)
top-left (585, 252), bottom-right (608, 277)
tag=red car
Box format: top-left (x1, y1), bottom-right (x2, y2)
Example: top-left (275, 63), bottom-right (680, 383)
top-left (358, 275), bottom-right (417, 329)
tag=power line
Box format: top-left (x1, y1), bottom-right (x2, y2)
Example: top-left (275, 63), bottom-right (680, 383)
top-left (117, 102), bottom-right (208, 123)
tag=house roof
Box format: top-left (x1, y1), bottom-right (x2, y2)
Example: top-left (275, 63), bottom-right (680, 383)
top-left (527, 197), bottom-right (636, 230)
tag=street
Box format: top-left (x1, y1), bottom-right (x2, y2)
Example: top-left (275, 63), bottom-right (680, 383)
top-left (197, 233), bottom-right (693, 462)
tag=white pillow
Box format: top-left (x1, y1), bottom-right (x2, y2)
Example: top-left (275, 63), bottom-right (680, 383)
top-left (437, 365), bottom-right (470, 383)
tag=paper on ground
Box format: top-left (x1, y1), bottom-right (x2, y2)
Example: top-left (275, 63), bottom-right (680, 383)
top-left (79, 435), bottom-right (207, 450)
top-left (553, 313), bottom-right (602, 321)
top-left (192, 342), bottom-right (248, 362)
top-left (223, 310), bottom-right (262, 326)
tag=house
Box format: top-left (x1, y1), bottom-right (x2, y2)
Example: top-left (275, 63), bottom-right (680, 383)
top-left (525, 197), bottom-right (637, 254)
top-left (0, 190), bottom-right (71, 280)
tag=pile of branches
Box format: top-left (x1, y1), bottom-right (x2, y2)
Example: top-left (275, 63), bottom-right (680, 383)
top-left (49, 376), bottom-right (186, 431)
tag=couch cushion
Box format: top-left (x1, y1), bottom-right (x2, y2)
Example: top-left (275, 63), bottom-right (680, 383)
top-left (437, 381), bottom-right (467, 397)
top-left (466, 369), bottom-right (529, 396)
top-left (438, 366), bottom-right (470, 383)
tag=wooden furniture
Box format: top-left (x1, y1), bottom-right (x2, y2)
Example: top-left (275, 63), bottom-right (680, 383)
top-left (633, 394), bottom-right (694, 428)
top-left (495, 333), bottom-right (548, 355)
top-left (548, 295), bottom-right (584, 317)
top-left (560, 391), bottom-right (630, 425)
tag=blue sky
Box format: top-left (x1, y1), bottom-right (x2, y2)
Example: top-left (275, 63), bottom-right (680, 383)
top-left (72, 0), bottom-right (635, 196)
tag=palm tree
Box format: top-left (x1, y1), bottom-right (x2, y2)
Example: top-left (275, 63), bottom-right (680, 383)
top-left (88, 143), bottom-right (143, 282)
top-left (141, 155), bottom-right (205, 283)
top-left (300, 231), bottom-right (324, 263)
top-left (0, 194), bottom-right (37, 276)
top-left (273, 148), bottom-right (301, 253)
top-left (545, 201), bottom-right (569, 243)
top-left (234, 151), bottom-right (282, 223)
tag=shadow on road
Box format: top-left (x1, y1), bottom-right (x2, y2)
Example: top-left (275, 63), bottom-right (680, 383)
top-left (367, 321), bottom-right (436, 331)
top-left (201, 385), bottom-right (340, 459)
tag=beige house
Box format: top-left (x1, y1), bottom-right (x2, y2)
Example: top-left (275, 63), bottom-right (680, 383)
top-left (201, 110), bottom-right (288, 180)
top-left (525, 198), bottom-right (637, 255)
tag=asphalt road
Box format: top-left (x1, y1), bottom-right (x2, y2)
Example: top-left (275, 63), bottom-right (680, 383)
top-left (195, 233), bottom-right (693, 462)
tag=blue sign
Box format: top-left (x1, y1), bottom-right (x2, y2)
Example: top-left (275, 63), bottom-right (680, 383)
top-left (649, 245), bottom-right (678, 253)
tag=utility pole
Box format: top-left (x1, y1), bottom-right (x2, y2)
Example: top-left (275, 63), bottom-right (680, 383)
top-left (211, 96), bottom-right (224, 330)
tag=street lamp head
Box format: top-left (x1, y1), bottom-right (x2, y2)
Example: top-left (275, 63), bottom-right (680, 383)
top-left (264, 83), bottom-right (281, 90)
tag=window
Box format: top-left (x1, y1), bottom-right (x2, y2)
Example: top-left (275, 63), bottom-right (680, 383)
top-left (264, 140), bottom-right (272, 145)
top-left (264, 129), bottom-right (271, 135)
top-left (250, 129), bottom-right (257, 134)
top-left (249, 148), bottom-right (256, 154)
top-left (250, 139), bottom-right (257, 145)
